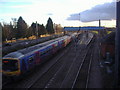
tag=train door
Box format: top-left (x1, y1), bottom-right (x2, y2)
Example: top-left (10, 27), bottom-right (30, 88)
top-left (40, 49), bottom-right (46, 62)
top-left (21, 59), bottom-right (27, 74)
top-left (58, 40), bottom-right (61, 49)
top-left (53, 43), bottom-right (58, 54)
top-left (27, 55), bottom-right (35, 70)
top-left (52, 44), bottom-right (55, 54)
top-left (35, 51), bottom-right (41, 65)
top-left (62, 40), bottom-right (65, 47)
top-left (59, 40), bottom-right (63, 49)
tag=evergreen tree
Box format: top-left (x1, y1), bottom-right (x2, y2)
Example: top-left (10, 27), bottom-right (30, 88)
top-left (17, 16), bottom-right (27, 39)
top-left (46, 17), bottom-right (55, 34)
top-left (31, 23), bottom-right (47, 37)
top-left (38, 24), bottom-right (41, 37)
top-left (31, 22), bottom-right (36, 36)
top-left (40, 24), bottom-right (47, 35)
top-left (31, 22), bottom-right (40, 38)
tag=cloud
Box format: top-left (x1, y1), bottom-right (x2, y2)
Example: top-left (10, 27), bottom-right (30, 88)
top-left (67, 2), bottom-right (116, 22)
top-left (47, 13), bottom-right (53, 15)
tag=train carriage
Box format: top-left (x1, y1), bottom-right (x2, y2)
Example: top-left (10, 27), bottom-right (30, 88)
top-left (2, 35), bottom-right (73, 79)
top-left (39, 44), bottom-right (53, 62)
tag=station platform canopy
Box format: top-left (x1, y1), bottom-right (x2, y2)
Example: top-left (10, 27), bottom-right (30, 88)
top-left (64, 27), bottom-right (105, 31)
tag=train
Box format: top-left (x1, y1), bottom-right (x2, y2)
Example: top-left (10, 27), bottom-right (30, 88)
top-left (2, 34), bottom-right (75, 79)
top-left (100, 32), bottom-right (115, 64)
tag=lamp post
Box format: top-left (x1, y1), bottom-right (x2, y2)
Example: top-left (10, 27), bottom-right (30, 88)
top-left (77, 13), bottom-right (81, 35)
top-left (78, 13), bottom-right (80, 33)
top-left (75, 13), bottom-right (81, 49)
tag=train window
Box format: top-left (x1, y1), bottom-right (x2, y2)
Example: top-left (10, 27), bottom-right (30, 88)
top-left (46, 49), bottom-right (48, 53)
top-left (40, 53), bottom-right (43, 56)
top-left (40, 47), bottom-right (52, 56)
top-left (3, 59), bottom-right (18, 71)
top-left (36, 52), bottom-right (40, 57)
top-left (40, 51), bottom-right (45, 56)
top-left (46, 50), bottom-right (49, 53)
top-left (28, 56), bottom-right (34, 63)
top-left (48, 48), bottom-right (51, 52)
top-left (48, 47), bottom-right (51, 52)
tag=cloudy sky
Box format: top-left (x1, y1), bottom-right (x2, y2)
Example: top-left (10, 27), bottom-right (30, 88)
top-left (0, 0), bottom-right (116, 27)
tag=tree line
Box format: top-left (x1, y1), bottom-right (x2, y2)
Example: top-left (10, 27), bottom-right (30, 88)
top-left (1, 16), bottom-right (63, 42)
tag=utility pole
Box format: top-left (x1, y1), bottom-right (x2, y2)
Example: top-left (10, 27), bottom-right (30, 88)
top-left (98, 19), bottom-right (101, 36)
top-left (36, 21), bottom-right (38, 39)
top-left (99, 19), bottom-right (101, 27)
top-left (115, 1), bottom-right (120, 88)
top-left (0, 23), bottom-right (2, 90)
top-left (75, 13), bottom-right (80, 49)
top-left (79, 13), bottom-right (81, 33)
top-left (77, 13), bottom-right (81, 34)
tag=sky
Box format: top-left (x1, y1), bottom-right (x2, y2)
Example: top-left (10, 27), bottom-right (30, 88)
top-left (0, 0), bottom-right (116, 27)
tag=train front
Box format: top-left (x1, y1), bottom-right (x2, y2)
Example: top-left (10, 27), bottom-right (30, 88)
top-left (2, 52), bottom-right (24, 77)
top-left (2, 58), bottom-right (20, 77)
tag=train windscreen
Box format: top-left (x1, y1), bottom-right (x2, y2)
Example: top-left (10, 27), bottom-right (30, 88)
top-left (2, 59), bottom-right (19, 72)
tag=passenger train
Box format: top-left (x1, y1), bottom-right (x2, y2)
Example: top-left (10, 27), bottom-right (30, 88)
top-left (2, 35), bottom-right (75, 79)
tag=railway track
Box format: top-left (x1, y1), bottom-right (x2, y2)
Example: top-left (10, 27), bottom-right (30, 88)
top-left (2, 34), bottom-right (82, 89)
top-left (3, 33), bottom-right (96, 89)
top-left (43, 43), bottom-right (83, 88)
top-left (71, 36), bottom-right (95, 88)
top-left (31, 33), bottom-right (94, 88)
top-left (26, 44), bottom-right (74, 88)
top-left (58, 34), bottom-right (95, 88)
top-left (26, 35), bottom-right (83, 88)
